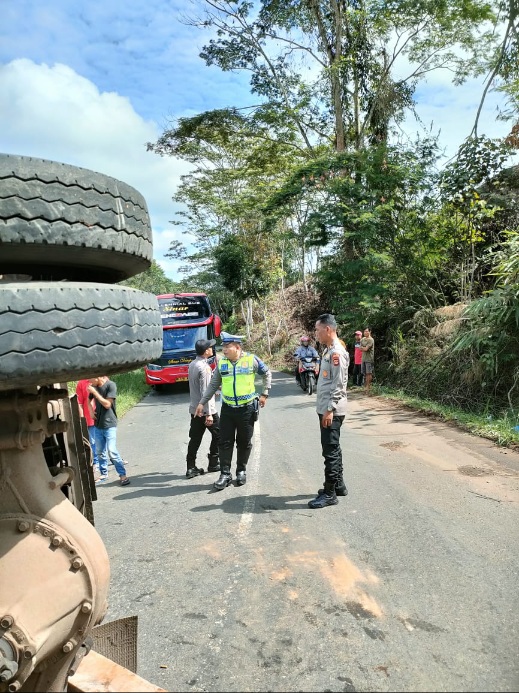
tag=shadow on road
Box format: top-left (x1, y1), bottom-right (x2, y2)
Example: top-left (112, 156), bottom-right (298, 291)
top-left (112, 472), bottom-right (312, 511)
top-left (190, 493), bottom-right (312, 514)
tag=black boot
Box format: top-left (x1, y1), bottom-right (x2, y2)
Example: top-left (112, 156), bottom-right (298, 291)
top-left (214, 470), bottom-right (232, 490)
top-left (207, 454), bottom-right (220, 473)
top-left (236, 469), bottom-right (246, 486)
top-left (318, 478), bottom-right (348, 497)
top-left (186, 466), bottom-right (205, 479)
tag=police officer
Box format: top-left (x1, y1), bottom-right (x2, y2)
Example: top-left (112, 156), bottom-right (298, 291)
top-left (310, 314), bottom-right (349, 509)
top-left (195, 332), bottom-right (272, 490)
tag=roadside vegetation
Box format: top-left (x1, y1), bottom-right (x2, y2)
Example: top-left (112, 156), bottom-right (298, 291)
top-left (120, 1), bottom-right (519, 447)
top-left (372, 385), bottom-right (519, 449)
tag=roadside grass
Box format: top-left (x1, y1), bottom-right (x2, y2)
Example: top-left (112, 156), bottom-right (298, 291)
top-left (68, 368), bottom-right (150, 418)
top-left (110, 369), bottom-right (150, 417)
top-left (373, 384), bottom-right (519, 449)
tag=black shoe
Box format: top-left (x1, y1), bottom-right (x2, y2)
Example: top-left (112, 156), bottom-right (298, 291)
top-left (318, 482), bottom-right (348, 497)
top-left (236, 470), bottom-right (246, 486)
top-left (308, 491), bottom-right (338, 509)
top-left (214, 472), bottom-right (232, 490)
top-left (186, 467), bottom-right (205, 479)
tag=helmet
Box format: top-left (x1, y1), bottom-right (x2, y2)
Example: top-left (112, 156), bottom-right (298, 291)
top-left (300, 335), bottom-right (310, 343)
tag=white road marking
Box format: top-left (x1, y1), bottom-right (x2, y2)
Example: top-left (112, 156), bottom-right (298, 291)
top-left (237, 420), bottom-right (261, 537)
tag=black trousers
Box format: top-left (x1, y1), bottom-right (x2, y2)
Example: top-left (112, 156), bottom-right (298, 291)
top-left (186, 412), bottom-right (220, 467)
top-left (352, 363), bottom-right (362, 386)
top-left (318, 413), bottom-right (345, 491)
top-left (219, 402), bottom-right (256, 472)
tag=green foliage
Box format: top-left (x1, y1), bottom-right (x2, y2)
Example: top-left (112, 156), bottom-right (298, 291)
top-left (376, 385), bottom-right (519, 447)
top-left (451, 231), bottom-right (519, 409)
top-left (119, 261), bottom-right (181, 295)
top-left (264, 139), bottom-right (448, 331)
top-left (190, 0), bottom-right (500, 155)
top-left (144, 0), bottom-right (519, 426)
top-left (111, 369), bottom-right (151, 418)
top-left (215, 234), bottom-right (281, 301)
top-left (440, 136), bottom-right (514, 199)
top-left (380, 230), bottom-right (519, 416)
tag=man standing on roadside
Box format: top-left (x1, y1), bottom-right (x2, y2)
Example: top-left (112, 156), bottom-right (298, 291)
top-left (75, 378), bottom-right (99, 477)
top-left (185, 338), bottom-right (220, 479)
top-left (360, 327), bottom-right (375, 395)
top-left (196, 332), bottom-right (272, 491)
top-left (352, 331), bottom-right (363, 387)
top-left (309, 313), bottom-right (349, 509)
top-left (87, 376), bottom-right (130, 486)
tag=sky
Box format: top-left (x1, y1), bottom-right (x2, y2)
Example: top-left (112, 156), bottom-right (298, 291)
top-left (0, 0), bottom-right (513, 281)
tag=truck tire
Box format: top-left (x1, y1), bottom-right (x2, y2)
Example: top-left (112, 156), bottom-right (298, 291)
top-left (0, 153), bottom-right (153, 282)
top-left (0, 283), bottom-right (163, 392)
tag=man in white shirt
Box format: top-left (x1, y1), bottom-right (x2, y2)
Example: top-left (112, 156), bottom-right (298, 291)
top-left (185, 339), bottom-right (220, 478)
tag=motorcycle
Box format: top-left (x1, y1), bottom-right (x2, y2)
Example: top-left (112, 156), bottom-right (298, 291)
top-left (296, 355), bottom-right (321, 395)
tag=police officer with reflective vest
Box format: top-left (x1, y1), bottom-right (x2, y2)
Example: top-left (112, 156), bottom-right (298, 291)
top-left (195, 332), bottom-right (272, 490)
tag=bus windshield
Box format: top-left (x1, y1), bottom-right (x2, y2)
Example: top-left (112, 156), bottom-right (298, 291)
top-left (162, 325), bottom-right (209, 353)
top-left (158, 295), bottom-right (211, 326)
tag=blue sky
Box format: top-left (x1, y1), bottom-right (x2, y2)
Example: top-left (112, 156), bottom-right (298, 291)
top-left (0, 0), bottom-right (513, 280)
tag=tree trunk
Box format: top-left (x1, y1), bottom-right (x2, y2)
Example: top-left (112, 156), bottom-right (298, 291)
top-left (262, 304), bottom-right (272, 356)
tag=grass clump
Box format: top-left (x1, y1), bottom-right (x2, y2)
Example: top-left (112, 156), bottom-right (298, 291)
top-left (374, 384), bottom-right (519, 449)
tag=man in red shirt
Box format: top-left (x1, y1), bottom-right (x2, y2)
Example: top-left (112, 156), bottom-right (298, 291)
top-left (352, 331), bottom-right (363, 387)
top-left (75, 379), bottom-right (99, 475)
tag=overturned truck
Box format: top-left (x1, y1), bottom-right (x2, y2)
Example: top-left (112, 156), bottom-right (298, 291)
top-left (0, 154), bottom-right (164, 692)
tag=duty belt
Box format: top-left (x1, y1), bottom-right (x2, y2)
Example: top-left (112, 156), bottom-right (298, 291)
top-left (222, 398), bottom-right (255, 408)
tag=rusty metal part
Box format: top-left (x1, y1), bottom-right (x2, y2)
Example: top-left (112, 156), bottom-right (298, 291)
top-left (48, 466), bottom-right (76, 490)
top-left (0, 387), bottom-right (110, 692)
top-left (68, 650), bottom-right (166, 692)
top-left (0, 387), bottom-right (69, 451)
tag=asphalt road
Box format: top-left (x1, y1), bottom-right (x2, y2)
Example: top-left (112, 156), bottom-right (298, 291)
top-left (92, 372), bottom-right (519, 692)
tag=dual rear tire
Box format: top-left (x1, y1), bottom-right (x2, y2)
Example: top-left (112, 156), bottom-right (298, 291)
top-left (0, 153), bottom-right (162, 391)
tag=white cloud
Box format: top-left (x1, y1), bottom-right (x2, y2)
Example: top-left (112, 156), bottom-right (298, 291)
top-left (0, 58), bottom-right (190, 280)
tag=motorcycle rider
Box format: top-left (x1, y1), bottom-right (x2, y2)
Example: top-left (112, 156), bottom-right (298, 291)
top-left (294, 335), bottom-right (319, 384)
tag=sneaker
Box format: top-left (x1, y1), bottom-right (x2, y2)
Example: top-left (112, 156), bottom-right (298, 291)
top-left (120, 477), bottom-right (130, 486)
top-left (95, 476), bottom-right (108, 485)
top-left (308, 491), bottom-right (338, 509)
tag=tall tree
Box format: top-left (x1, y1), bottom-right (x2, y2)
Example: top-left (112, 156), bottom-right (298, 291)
top-left (148, 107), bottom-right (304, 292)
top-left (187, 0), bottom-right (497, 152)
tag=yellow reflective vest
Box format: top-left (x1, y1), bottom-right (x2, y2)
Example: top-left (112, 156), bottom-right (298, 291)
top-left (218, 353), bottom-right (256, 406)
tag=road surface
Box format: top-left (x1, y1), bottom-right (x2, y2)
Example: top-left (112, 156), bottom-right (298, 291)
top-left (92, 372), bottom-right (519, 692)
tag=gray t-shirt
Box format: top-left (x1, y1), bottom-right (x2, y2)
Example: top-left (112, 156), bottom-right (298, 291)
top-left (92, 379), bottom-right (118, 429)
top-left (188, 356), bottom-right (217, 415)
top-left (360, 336), bottom-right (374, 363)
top-left (315, 338), bottom-right (349, 416)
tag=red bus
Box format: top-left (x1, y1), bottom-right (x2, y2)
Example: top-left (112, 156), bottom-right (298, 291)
top-left (144, 293), bottom-right (222, 387)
